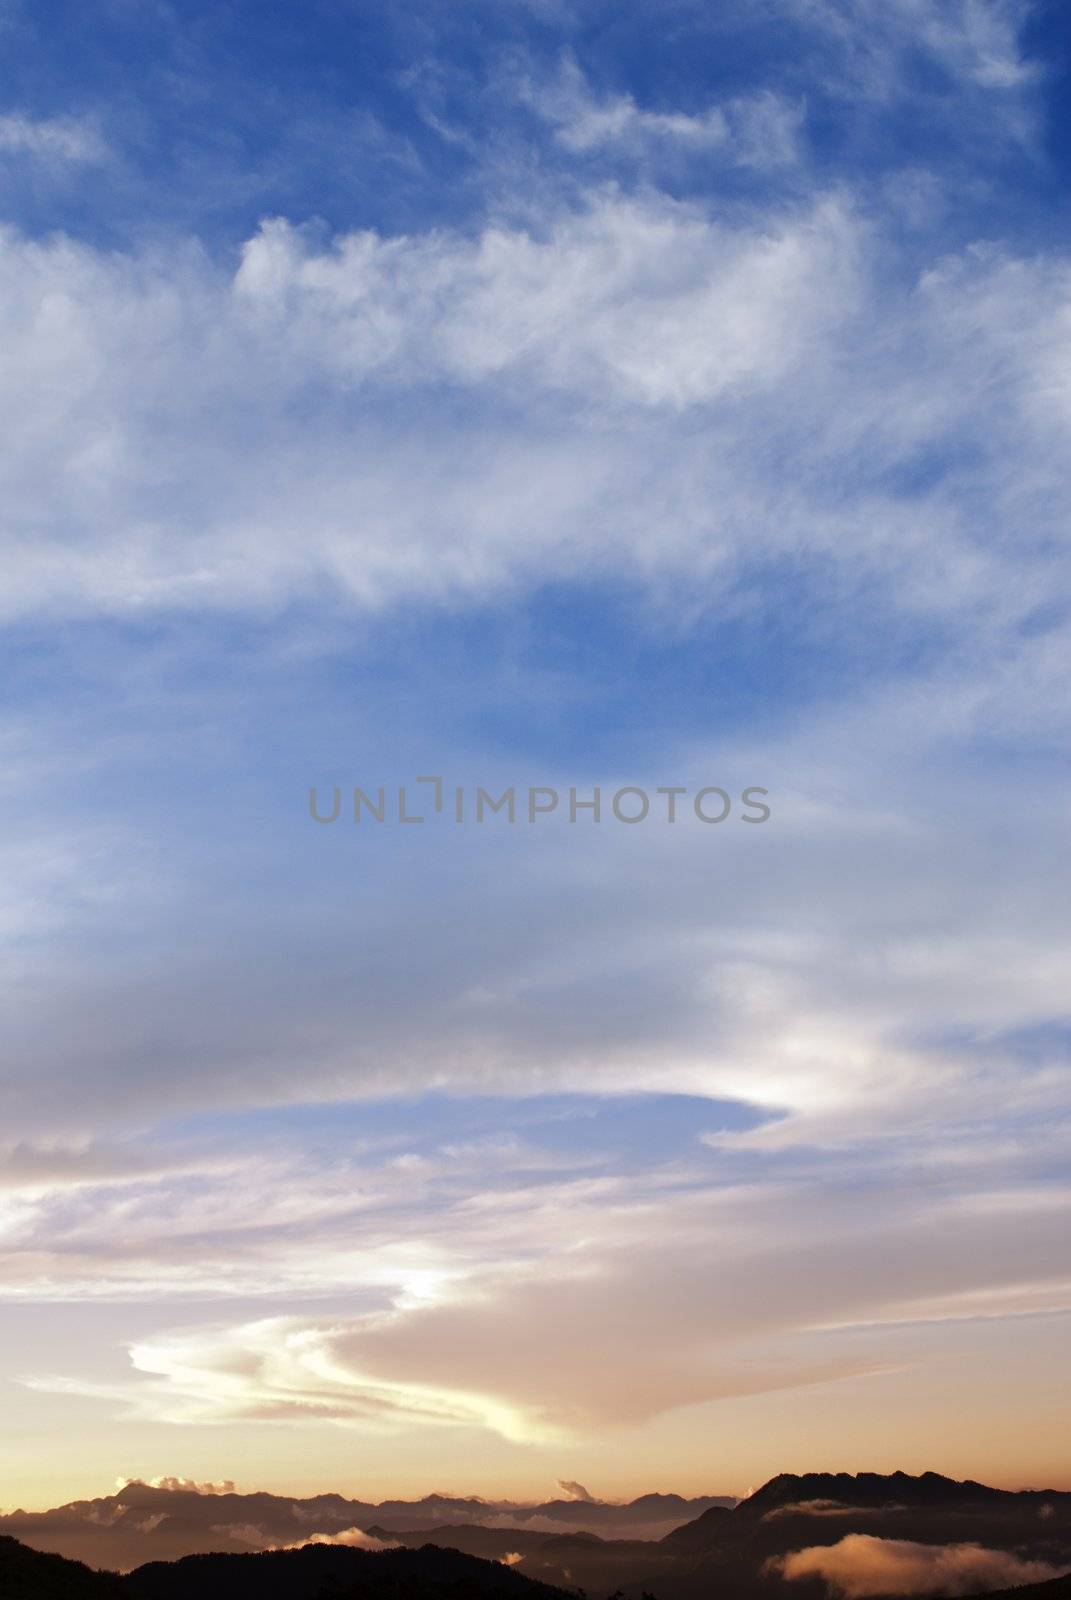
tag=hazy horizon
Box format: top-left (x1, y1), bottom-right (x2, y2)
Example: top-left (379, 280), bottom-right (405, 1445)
top-left (9, 1456), bottom-right (1071, 1520)
top-left (9, 1462), bottom-right (1071, 1519)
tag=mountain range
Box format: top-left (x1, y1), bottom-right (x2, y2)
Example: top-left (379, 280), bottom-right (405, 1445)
top-left (0, 1483), bottom-right (732, 1572)
top-left (381, 1472), bottom-right (1071, 1600)
top-left (3, 1472), bottom-right (1070, 1600)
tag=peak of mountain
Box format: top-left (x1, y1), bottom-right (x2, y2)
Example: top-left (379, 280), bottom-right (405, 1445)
top-left (659, 1504), bottom-right (734, 1549)
top-left (660, 1469), bottom-right (1071, 1568)
top-left (625, 1493), bottom-right (709, 1512)
top-left (738, 1470), bottom-right (1063, 1517)
top-left (505, 1493), bottom-right (733, 1528)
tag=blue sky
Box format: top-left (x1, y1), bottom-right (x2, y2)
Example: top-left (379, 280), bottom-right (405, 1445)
top-left (6, 0), bottom-right (1071, 250)
top-left (1, 0), bottom-right (1070, 1509)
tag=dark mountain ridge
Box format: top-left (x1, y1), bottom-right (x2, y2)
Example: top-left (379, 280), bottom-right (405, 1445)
top-left (0, 1536), bottom-right (125, 1600)
top-left (0, 1485), bottom-right (732, 1573)
top-left (980, 1579), bottom-right (1071, 1600)
top-left (0, 1535), bottom-right (572, 1600)
top-left (123, 1542), bottom-right (572, 1600)
top-left (741, 1471), bottom-right (1069, 1518)
top-left (663, 1470), bottom-right (1071, 1559)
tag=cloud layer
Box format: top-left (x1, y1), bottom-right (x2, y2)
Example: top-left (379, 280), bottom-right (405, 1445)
top-left (0, 181), bottom-right (1068, 630)
top-left (0, 0), bottom-right (1069, 1502)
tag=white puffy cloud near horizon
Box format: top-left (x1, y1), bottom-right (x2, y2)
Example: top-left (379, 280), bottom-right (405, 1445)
top-left (772, 1533), bottom-right (1063, 1597)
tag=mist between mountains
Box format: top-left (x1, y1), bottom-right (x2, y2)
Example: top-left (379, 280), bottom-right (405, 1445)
top-left (309, 779), bottom-right (772, 826)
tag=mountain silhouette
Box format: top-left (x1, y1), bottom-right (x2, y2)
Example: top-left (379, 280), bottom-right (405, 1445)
top-left (0, 1536), bottom-right (125, 1600)
top-left (5, 1473), bottom-right (1071, 1600)
top-left (978, 1578), bottom-right (1071, 1600)
top-left (124, 1543), bottom-right (573, 1600)
top-left (0, 1536), bottom-right (574, 1600)
top-left (0, 1485), bottom-right (731, 1571)
top-left (738, 1472), bottom-right (1064, 1517)
top-left (379, 1473), bottom-right (1071, 1600)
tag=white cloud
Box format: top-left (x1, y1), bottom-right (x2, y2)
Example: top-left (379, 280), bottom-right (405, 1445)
top-left (524, 56), bottom-right (804, 165)
top-left (772, 1533), bottom-right (1063, 1597)
top-left (556, 1479), bottom-right (595, 1501)
top-left (279, 1527), bottom-right (398, 1550)
top-left (0, 113), bottom-right (108, 163)
top-left (0, 184), bottom-right (1067, 644)
top-left (231, 192), bottom-right (855, 404)
top-left (18, 1149), bottom-right (1070, 1437)
top-left (909, 0), bottom-right (1037, 89)
top-left (121, 1317), bottom-right (567, 1444)
top-left (796, 0), bottom-right (1037, 96)
top-left (117, 1476), bottom-right (236, 1494)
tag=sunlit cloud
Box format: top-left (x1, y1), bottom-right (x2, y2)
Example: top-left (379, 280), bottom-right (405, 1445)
top-left (278, 1527), bottom-right (399, 1550)
top-left (771, 1533), bottom-right (1063, 1597)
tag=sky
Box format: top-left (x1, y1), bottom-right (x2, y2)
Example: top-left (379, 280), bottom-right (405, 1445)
top-left (1, 0), bottom-right (1071, 1513)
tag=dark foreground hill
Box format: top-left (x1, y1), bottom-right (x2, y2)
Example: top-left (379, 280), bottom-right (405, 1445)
top-left (124, 1543), bottom-right (573, 1600)
top-left (0, 1536), bottom-right (574, 1600)
top-left (0, 1537), bottom-right (125, 1600)
top-left (970, 1579), bottom-right (1071, 1600)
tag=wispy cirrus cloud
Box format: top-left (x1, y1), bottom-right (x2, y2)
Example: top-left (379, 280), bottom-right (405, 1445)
top-left (0, 187), bottom-right (1068, 633)
top-left (521, 56), bottom-right (804, 165)
top-left (0, 113), bottom-right (108, 163)
top-left (15, 1125), bottom-right (1071, 1441)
